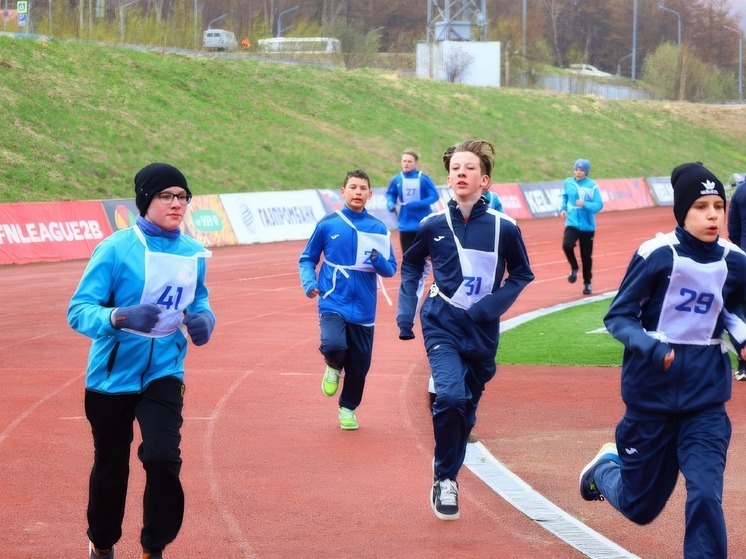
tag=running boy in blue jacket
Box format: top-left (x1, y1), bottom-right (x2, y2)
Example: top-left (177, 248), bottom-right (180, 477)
top-left (386, 149), bottom-right (439, 255)
top-left (560, 158), bottom-right (603, 295)
top-left (580, 162), bottom-right (746, 559)
top-left (397, 140), bottom-right (534, 520)
top-left (68, 163), bottom-right (215, 559)
top-left (300, 170), bottom-right (397, 430)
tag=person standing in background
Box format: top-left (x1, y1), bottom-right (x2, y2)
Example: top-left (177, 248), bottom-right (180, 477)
top-left (68, 163), bottom-right (216, 559)
top-left (560, 158), bottom-right (603, 295)
top-left (386, 149), bottom-right (439, 256)
top-left (727, 175), bottom-right (746, 380)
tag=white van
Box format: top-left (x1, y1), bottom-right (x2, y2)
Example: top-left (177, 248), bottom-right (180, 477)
top-left (202, 29), bottom-right (238, 51)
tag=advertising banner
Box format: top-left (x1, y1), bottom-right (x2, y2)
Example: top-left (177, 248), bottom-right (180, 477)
top-left (221, 190), bottom-right (326, 244)
top-left (597, 178), bottom-right (656, 211)
top-left (182, 195), bottom-right (238, 247)
top-left (520, 181), bottom-right (564, 218)
top-left (101, 196), bottom-right (239, 247)
top-left (490, 183), bottom-right (532, 220)
top-left (0, 201), bottom-right (111, 264)
top-left (646, 176), bottom-right (674, 206)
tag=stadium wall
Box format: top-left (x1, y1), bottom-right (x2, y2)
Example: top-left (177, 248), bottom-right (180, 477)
top-left (0, 177), bottom-right (674, 265)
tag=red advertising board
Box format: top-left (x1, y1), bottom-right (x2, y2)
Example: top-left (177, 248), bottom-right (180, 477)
top-left (491, 183), bottom-right (533, 220)
top-left (0, 201), bottom-right (112, 265)
top-left (596, 178), bottom-right (655, 211)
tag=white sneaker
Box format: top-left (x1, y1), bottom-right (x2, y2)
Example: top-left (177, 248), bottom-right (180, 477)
top-left (431, 478), bottom-right (459, 520)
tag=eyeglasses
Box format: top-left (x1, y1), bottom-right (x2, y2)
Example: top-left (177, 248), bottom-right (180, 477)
top-left (155, 192), bottom-right (192, 204)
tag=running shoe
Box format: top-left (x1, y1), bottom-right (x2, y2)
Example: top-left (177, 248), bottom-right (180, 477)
top-left (322, 365), bottom-right (341, 396)
top-left (431, 478), bottom-right (459, 520)
top-left (579, 442), bottom-right (619, 501)
top-left (736, 369), bottom-right (746, 381)
top-left (89, 542), bottom-right (114, 559)
top-left (338, 406), bottom-right (358, 430)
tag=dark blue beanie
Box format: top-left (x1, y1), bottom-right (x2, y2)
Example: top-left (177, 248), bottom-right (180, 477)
top-left (573, 159), bottom-right (591, 176)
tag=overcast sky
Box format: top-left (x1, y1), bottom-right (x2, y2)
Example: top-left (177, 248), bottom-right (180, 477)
top-left (732, 0), bottom-right (746, 30)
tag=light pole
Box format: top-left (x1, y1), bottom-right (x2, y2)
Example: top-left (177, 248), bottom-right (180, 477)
top-left (657, 2), bottom-right (681, 47)
top-left (724, 25), bottom-right (743, 102)
top-left (207, 12), bottom-right (227, 30)
top-left (276, 5), bottom-right (299, 38)
top-left (119, 0), bottom-right (140, 42)
top-left (632, 0), bottom-right (638, 80)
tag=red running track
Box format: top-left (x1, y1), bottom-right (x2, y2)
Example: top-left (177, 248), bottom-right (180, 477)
top-left (1, 205), bottom-right (745, 558)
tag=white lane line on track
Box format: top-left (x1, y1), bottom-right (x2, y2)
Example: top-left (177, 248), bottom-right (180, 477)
top-left (463, 291), bottom-right (640, 559)
top-left (465, 442), bottom-right (639, 559)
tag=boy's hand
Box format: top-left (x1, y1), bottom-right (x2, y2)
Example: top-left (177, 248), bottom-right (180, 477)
top-left (386, 201), bottom-right (396, 212)
top-left (306, 286), bottom-right (319, 299)
top-left (183, 312), bottom-right (214, 346)
top-left (110, 304), bottom-right (161, 332)
top-left (370, 249), bottom-right (377, 260)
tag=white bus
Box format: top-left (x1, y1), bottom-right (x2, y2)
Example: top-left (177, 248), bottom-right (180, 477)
top-left (257, 37), bottom-right (341, 55)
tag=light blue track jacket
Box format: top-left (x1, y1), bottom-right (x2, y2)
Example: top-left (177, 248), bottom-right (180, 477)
top-left (385, 169), bottom-right (439, 233)
top-left (561, 176), bottom-right (603, 231)
top-left (68, 224), bottom-right (214, 394)
top-left (299, 205), bottom-right (397, 325)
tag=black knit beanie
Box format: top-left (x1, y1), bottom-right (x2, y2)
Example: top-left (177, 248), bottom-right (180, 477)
top-left (134, 163), bottom-right (191, 216)
top-left (671, 162), bottom-right (725, 227)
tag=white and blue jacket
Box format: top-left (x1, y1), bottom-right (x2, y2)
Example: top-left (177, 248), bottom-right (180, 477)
top-left (561, 175), bottom-right (603, 231)
top-left (68, 221), bottom-right (214, 394)
top-left (605, 226), bottom-right (746, 415)
top-left (385, 168), bottom-right (439, 233)
top-left (397, 198), bottom-right (534, 352)
top-left (299, 205), bottom-right (397, 325)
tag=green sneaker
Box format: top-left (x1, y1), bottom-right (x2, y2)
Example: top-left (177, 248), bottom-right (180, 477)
top-left (338, 407), bottom-right (358, 430)
top-left (322, 365), bottom-right (341, 396)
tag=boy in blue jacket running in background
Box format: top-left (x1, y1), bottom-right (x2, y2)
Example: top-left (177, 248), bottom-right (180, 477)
top-left (397, 140), bottom-right (534, 521)
top-left (560, 158), bottom-right (603, 295)
top-left (579, 162), bottom-right (746, 559)
top-left (300, 170), bottom-right (397, 430)
top-left (386, 149), bottom-right (439, 256)
top-left (68, 162), bottom-right (215, 559)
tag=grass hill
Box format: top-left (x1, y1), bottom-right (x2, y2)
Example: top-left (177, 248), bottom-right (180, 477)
top-left (1, 35), bottom-right (744, 204)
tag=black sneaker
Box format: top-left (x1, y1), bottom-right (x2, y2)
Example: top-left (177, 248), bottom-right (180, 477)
top-left (431, 478), bottom-right (460, 520)
top-left (568, 269), bottom-right (578, 283)
top-left (583, 283), bottom-right (592, 295)
top-left (736, 369), bottom-right (746, 381)
top-left (579, 442), bottom-right (619, 501)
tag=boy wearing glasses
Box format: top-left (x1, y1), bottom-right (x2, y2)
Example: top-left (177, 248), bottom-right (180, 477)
top-left (68, 162), bottom-right (216, 559)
